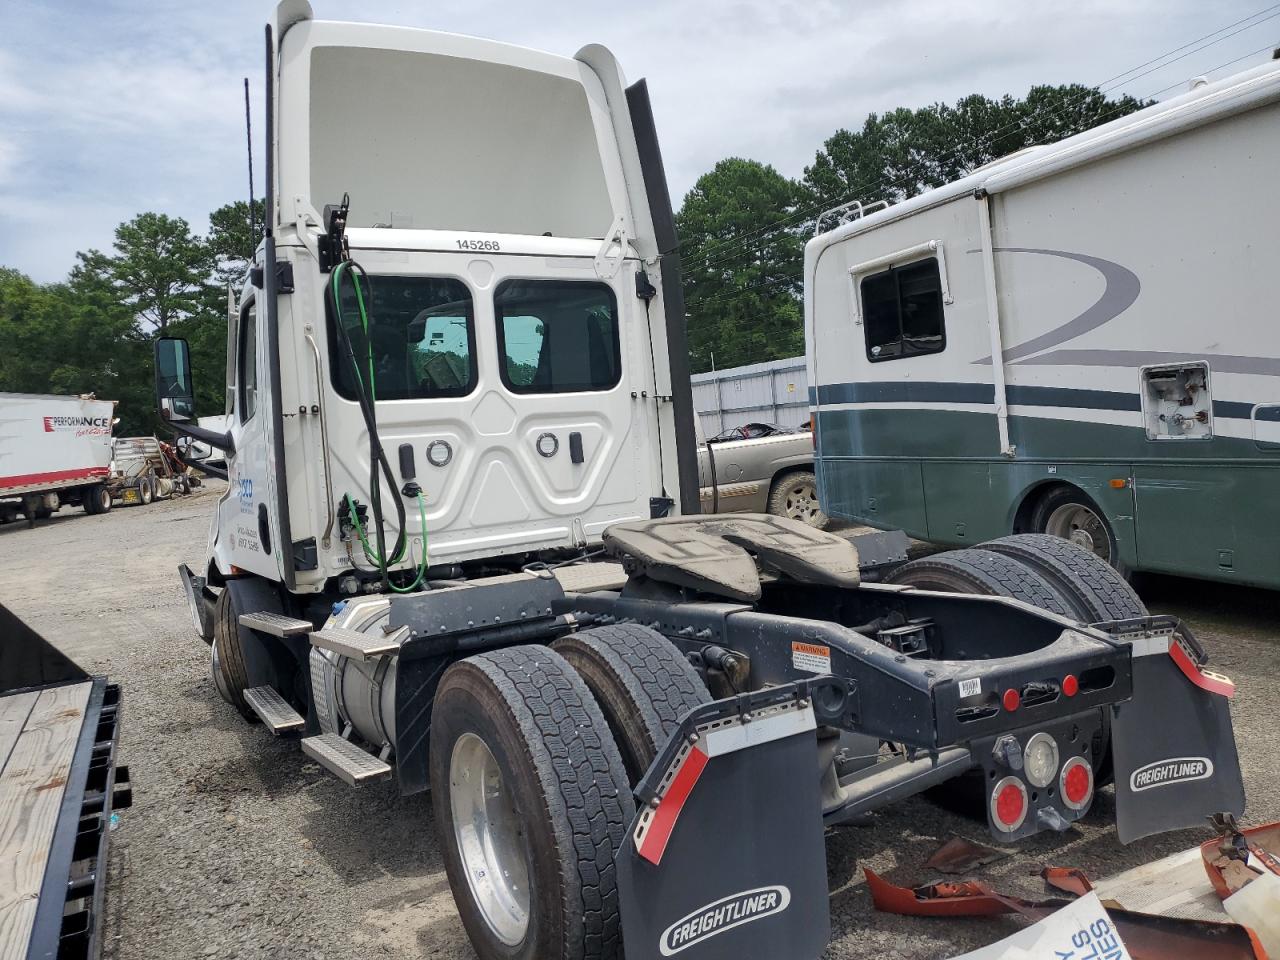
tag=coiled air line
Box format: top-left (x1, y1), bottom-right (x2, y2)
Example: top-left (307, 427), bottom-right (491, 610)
top-left (326, 255), bottom-right (430, 593)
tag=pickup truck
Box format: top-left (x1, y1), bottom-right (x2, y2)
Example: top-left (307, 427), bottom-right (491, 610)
top-left (698, 422), bottom-right (828, 528)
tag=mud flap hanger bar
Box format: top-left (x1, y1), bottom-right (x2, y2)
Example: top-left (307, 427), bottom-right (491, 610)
top-left (632, 676), bottom-right (853, 811)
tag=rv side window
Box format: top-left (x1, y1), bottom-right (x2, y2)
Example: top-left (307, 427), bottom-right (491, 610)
top-left (238, 303), bottom-right (258, 423)
top-left (495, 280), bottom-right (621, 394)
top-left (329, 275), bottom-right (476, 401)
top-left (860, 258), bottom-right (945, 362)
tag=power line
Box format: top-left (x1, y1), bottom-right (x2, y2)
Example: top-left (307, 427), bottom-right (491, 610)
top-left (678, 5), bottom-right (1280, 273)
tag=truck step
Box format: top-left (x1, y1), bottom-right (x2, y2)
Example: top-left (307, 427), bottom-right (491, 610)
top-left (238, 611), bottom-right (314, 637)
top-left (243, 685), bottom-right (306, 735)
top-left (309, 626), bottom-right (401, 661)
top-left (301, 733), bottom-right (391, 785)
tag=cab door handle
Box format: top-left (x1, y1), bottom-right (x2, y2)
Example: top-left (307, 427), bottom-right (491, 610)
top-left (569, 432), bottom-right (584, 464)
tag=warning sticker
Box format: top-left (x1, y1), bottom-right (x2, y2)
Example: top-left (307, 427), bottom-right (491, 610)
top-left (958, 677), bottom-right (982, 699)
top-left (792, 641), bottom-right (832, 675)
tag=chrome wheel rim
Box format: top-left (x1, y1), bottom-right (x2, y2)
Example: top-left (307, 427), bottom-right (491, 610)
top-left (1045, 503), bottom-right (1111, 563)
top-left (784, 482), bottom-right (821, 524)
top-left (450, 732), bottom-right (530, 946)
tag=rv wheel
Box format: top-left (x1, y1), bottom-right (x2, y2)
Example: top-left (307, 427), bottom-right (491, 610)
top-left (430, 646), bottom-right (631, 960)
top-left (1030, 487), bottom-right (1119, 570)
top-left (554, 623), bottom-right (710, 785)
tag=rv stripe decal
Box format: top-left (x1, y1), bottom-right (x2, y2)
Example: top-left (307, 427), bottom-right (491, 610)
top-left (812, 381), bottom-right (1139, 412)
top-left (811, 381), bottom-right (1274, 422)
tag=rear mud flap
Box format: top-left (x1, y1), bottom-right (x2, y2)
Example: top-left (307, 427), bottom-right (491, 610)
top-left (617, 681), bottom-right (846, 960)
top-left (1107, 620), bottom-right (1244, 843)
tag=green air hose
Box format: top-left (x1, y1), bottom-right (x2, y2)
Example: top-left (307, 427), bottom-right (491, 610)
top-left (330, 260), bottom-right (429, 591)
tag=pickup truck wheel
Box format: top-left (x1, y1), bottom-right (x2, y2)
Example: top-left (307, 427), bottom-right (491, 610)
top-left (768, 470), bottom-right (829, 529)
top-left (555, 624), bottom-right (710, 785)
top-left (430, 646), bottom-right (631, 960)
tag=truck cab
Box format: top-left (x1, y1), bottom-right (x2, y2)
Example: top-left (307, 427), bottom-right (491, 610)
top-left (161, 2), bottom-right (696, 599)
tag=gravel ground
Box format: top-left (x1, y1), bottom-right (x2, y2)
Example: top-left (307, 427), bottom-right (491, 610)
top-left (1, 481), bottom-right (1276, 959)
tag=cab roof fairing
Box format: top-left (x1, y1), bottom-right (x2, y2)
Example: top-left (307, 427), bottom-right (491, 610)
top-left (266, 14), bottom-right (648, 254)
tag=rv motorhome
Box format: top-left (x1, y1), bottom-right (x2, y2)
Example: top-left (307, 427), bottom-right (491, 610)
top-left (806, 59), bottom-right (1280, 588)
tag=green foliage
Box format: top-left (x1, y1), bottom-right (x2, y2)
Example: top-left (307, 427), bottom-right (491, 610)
top-left (677, 159), bottom-right (805, 373)
top-left (803, 84), bottom-right (1150, 208)
top-left (0, 201), bottom-right (256, 434)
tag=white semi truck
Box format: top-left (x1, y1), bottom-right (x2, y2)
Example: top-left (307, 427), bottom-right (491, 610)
top-left (0, 392), bottom-right (117, 524)
top-left (155, 6), bottom-right (1247, 959)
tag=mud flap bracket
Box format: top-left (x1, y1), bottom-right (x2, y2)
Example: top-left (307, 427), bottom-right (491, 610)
top-left (1102, 616), bottom-right (1245, 843)
top-left (617, 678), bottom-right (848, 959)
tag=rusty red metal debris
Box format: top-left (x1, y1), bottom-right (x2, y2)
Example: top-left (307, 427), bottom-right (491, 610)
top-left (863, 868), bottom-right (1268, 959)
top-left (925, 836), bottom-right (1009, 876)
top-left (1041, 866), bottom-right (1094, 898)
top-left (1202, 816), bottom-right (1280, 900)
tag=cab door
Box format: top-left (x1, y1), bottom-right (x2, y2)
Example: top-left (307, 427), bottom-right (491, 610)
top-left (214, 294), bottom-right (280, 579)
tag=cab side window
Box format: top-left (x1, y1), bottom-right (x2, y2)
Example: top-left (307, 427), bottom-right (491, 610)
top-left (238, 302), bottom-right (258, 422)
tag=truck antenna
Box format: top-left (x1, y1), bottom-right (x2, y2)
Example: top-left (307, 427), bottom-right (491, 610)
top-left (244, 77), bottom-right (256, 248)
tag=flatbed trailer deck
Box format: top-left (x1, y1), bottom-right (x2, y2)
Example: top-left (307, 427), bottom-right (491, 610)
top-left (0, 607), bottom-right (129, 960)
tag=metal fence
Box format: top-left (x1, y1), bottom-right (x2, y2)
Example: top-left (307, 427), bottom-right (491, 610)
top-left (690, 357), bottom-right (808, 437)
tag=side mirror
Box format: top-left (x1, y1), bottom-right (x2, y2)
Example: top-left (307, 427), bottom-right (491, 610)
top-left (154, 337), bottom-right (196, 423)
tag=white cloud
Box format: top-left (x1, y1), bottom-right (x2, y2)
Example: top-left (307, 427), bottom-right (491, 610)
top-left (0, 0), bottom-right (1272, 281)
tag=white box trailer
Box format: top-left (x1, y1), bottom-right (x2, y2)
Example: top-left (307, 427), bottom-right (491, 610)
top-left (0, 392), bottom-right (118, 522)
top-left (806, 59), bottom-right (1280, 588)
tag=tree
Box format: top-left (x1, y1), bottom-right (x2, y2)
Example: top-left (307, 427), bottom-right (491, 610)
top-left (84, 212), bottom-right (212, 335)
top-left (207, 199), bottom-right (266, 286)
top-left (676, 159), bottom-right (806, 373)
top-left (803, 85), bottom-right (1150, 211)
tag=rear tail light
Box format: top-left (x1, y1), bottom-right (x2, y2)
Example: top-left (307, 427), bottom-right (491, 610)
top-left (1062, 674), bottom-right (1079, 697)
top-left (1060, 756), bottom-right (1094, 811)
top-left (1023, 733), bottom-right (1059, 788)
top-left (1002, 688), bottom-right (1021, 712)
top-left (990, 776), bottom-right (1028, 832)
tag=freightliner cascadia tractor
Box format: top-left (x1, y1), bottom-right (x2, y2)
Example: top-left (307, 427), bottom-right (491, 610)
top-left (155, 5), bottom-right (1245, 958)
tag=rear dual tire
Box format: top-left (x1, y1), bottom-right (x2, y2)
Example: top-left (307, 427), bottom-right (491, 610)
top-left (430, 646), bottom-right (633, 960)
top-left (553, 624), bottom-right (711, 785)
top-left (888, 538), bottom-right (1147, 796)
top-left (82, 484), bottom-right (112, 515)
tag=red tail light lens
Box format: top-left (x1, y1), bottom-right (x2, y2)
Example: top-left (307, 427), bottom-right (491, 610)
top-left (1062, 674), bottom-right (1079, 697)
top-left (1002, 688), bottom-right (1021, 712)
top-left (990, 776), bottom-right (1028, 832)
top-left (1060, 756), bottom-right (1094, 811)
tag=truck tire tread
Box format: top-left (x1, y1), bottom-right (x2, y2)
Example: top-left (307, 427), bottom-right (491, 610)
top-left (430, 646), bottom-right (631, 960)
top-left (212, 588), bottom-right (255, 720)
top-left (982, 534), bottom-right (1146, 622)
top-left (555, 624), bottom-right (710, 784)
top-left (887, 548), bottom-right (1074, 617)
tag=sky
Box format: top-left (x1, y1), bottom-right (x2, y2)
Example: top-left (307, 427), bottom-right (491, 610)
top-left (1, 0), bottom-right (1276, 283)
